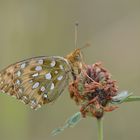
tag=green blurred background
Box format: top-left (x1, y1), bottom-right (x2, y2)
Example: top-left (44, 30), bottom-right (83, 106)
top-left (0, 0), bottom-right (140, 140)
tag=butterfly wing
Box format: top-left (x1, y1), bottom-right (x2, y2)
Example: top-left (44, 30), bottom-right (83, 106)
top-left (0, 56), bottom-right (71, 109)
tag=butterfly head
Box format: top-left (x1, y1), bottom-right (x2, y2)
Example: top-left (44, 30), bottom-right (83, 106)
top-left (66, 48), bottom-right (82, 62)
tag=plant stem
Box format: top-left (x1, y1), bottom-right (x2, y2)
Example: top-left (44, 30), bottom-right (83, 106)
top-left (124, 96), bottom-right (140, 102)
top-left (97, 118), bottom-right (103, 140)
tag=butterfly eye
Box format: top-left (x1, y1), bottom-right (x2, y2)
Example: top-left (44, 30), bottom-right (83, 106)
top-left (74, 54), bottom-right (81, 61)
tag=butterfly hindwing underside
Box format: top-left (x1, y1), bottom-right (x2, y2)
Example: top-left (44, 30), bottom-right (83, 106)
top-left (0, 56), bottom-right (71, 109)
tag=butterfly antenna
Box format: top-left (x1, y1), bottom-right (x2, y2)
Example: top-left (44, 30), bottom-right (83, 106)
top-left (80, 42), bottom-right (91, 50)
top-left (75, 22), bottom-right (79, 48)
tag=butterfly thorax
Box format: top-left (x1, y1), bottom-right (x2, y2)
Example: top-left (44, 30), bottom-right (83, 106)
top-left (65, 48), bottom-right (83, 80)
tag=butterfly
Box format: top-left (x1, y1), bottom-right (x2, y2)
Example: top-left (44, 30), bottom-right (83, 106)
top-left (0, 48), bottom-right (84, 110)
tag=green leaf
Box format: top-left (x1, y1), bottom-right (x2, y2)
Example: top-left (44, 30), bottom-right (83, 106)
top-left (51, 112), bottom-right (82, 136)
top-left (111, 91), bottom-right (131, 104)
top-left (111, 91), bottom-right (140, 104)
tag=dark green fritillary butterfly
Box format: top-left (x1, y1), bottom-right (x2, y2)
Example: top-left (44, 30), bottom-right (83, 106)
top-left (0, 49), bottom-right (84, 110)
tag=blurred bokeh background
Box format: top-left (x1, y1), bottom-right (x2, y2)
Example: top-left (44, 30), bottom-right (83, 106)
top-left (0, 0), bottom-right (140, 140)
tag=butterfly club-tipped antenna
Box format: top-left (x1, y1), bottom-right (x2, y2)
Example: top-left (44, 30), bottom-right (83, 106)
top-left (65, 22), bottom-right (90, 80)
top-left (74, 21), bottom-right (90, 66)
top-left (75, 21), bottom-right (79, 49)
top-left (74, 21), bottom-right (91, 49)
top-left (66, 22), bottom-right (91, 67)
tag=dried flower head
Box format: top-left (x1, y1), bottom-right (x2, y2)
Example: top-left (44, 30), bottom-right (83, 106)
top-left (69, 62), bottom-right (118, 119)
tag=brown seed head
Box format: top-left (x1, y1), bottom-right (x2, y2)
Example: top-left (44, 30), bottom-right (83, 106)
top-left (68, 62), bottom-right (118, 119)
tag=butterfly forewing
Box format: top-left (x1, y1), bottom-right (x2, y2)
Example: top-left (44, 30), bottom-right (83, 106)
top-left (0, 56), bottom-right (71, 109)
